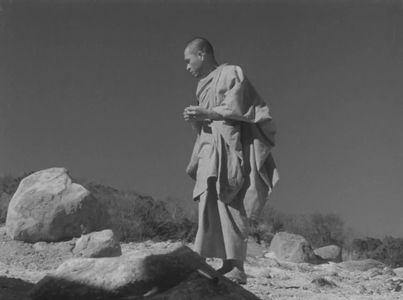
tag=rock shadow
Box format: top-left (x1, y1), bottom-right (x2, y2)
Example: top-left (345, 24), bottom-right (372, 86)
top-left (0, 276), bottom-right (35, 300)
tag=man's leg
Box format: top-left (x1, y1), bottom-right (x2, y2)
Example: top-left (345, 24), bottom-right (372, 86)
top-left (216, 259), bottom-right (234, 274)
top-left (215, 194), bottom-right (248, 284)
top-left (193, 188), bottom-right (226, 259)
top-left (194, 179), bottom-right (248, 284)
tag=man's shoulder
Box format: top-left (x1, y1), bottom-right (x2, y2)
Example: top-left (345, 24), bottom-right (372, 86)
top-left (219, 64), bottom-right (245, 82)
top-left (221, 64), bottom-right (243, 73)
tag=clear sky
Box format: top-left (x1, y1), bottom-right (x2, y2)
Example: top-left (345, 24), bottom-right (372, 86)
top-left (1, 0), bottom-right (402, 237)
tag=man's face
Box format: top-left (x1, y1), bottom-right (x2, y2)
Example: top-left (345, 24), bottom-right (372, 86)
top-left (184, 47), bottom-right (204, 78)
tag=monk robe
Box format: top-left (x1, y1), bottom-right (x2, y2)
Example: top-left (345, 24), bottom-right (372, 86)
top-left (186, 64), bottom-right (279, 260)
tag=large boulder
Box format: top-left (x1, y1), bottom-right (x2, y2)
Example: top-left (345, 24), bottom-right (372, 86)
top-left (6, 168), bottom-right (105, 242)
top-left (29, 245), bottom-right (260, 300)
top-left (73, 229), bottom-right (121, 258)
top-left (314, 245), bottom-right (342, 262)
top-left (268, 232), bottom-right (317, 263)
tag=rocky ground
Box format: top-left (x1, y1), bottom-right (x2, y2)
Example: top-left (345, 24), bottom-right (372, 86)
top-left (0, 224), bottom-right (402, 300)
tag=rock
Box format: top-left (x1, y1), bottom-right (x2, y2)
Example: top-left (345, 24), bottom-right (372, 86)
top-left (256, 269), bottom-right (272, 279)
top-left (29, 245), bottom-right (260, 300)
top-left (314, 245), bottom-right (342, 262)
top-left (386, 278), bottom-right (403, 292)
top-left (264, 251), bottom-right (277, 259)
top-left (33, 242), bottom-right (48, 252)
top-left (358, 285), bottom-right (367, 294)
top-left (73, 229), bottom-right (121, 258)
top-left (382, 267), bottom-right (397, 277)
top-left (311, 277), bottom-right (337, 288)
top-left (337, 259), bottom-right (385, 272)
top-left (394, 267), bottom-right (403, 278)
top-left (135, 272), bottom-right (261, 300)
top-left (6, 168), bottom-right (105, 243)
top-left (268, 232), bottom-right (317, 263)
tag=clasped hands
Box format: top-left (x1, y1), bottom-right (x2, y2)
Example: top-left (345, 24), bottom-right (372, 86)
top-left (183, 105), bottom-right (212, 122)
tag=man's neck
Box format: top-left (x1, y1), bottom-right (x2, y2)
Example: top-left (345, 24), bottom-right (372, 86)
top-left (200, 60), bottom-right (219, 78)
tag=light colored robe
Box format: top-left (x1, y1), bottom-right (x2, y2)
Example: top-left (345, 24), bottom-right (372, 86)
top-left (187, 64), bottom-right (279, 220)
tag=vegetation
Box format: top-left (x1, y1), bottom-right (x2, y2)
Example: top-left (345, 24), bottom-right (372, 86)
top-left (344, 236), bottom-right (403, 268)
top-left (82, 182), bottom-right (197, 242)
top-left (258, 205), bottom-right (347, 248)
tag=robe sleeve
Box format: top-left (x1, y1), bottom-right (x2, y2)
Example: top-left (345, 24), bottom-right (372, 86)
top-left (212, 66), bottom-right (273, 124)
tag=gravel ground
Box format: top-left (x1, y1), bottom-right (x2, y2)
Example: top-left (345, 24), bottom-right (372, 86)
top-left (0, 225), bottom-right (402, 300)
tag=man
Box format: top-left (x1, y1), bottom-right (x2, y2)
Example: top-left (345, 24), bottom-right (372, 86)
top-left (183, 37), bottom-right (279, 284)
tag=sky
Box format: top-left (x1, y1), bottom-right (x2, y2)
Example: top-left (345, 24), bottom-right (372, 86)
top-left (0, 0), bottom-right (402, 237)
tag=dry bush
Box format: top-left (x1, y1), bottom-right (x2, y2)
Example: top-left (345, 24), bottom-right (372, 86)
top-left (382, 236), bottom-right (403, 267)
top-left (83, 182), bottom-right (197, 242)
top-left (258, 205), bottom-right (347, 248)
top-left (344, 236), bottom-right (403, 267)
top-left (0, 193), bottom-right (12, 223)
top-left (289, 213), bottom-right (346, 248)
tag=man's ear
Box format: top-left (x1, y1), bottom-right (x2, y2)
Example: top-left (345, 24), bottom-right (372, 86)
top-left (197, 50), bottom-right (205, 61)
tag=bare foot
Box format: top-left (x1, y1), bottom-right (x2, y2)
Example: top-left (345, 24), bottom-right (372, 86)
top-left (224, 267), bottom-right (247, 285)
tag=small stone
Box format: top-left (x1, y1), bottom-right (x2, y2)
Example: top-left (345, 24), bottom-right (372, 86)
top-left (257, 269), bottom-right (272, 279)
top-left (73, 229), bottom-right (121, 258)
top-left (269, 232), bottom-right (317, 263)
top-left (314, 245), bottom-right (342, 262)
top-left (359, 285), bottom-right (367, 294)
top-left (311, 277), bottom-right (337, 288)
top-left (394, 267), bottom-right (403, 278)
top-left (33, 242), bottom-right (48, 251)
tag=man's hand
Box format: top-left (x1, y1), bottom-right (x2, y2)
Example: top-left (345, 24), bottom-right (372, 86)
top-left (183, 105), bottom-right (211, 121)
top-left (183, 105), bottom-right (222, 121)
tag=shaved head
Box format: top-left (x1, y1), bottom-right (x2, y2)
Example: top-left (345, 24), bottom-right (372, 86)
top-left (184, 37), bottom-right (218, 78)
top-left (185, 37), bottom-right (215, 56)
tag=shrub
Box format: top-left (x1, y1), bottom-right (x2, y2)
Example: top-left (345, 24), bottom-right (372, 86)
top-left (344, 237), bottom-right (384, 261)
top-left (258, 205), bottom-right (347, 248)
top-left (382, 236), bottom-right (403, 267)
top-left (83, 182), bottom-right (197, 242)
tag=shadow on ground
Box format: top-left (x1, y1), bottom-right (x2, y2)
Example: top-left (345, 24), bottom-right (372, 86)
top-left (0, 276), bottom-right (34, 300)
